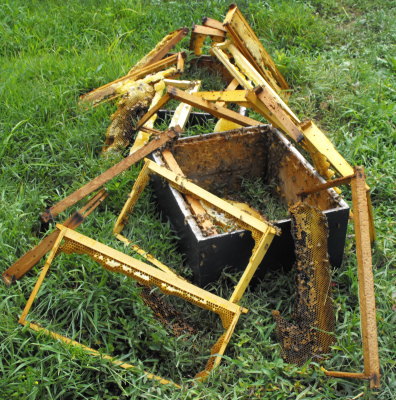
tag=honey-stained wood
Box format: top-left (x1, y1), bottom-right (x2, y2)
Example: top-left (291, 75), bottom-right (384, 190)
top-left (223, 4), bottom-right (289, 99)
top-left (19, 226), bottom-right (67, 324)
top-left (163, 79), bottom-right (196, 90)
top-left (41, 128), bottom-right (180, 222)
top-left (202, 16), bottom-right (226, 32)
top-left (350, 167), bottom-right (380, 388)
top-left (366, 190), bottom-right (376, 243)
top-left (300, 120), bottom-right (355, 178)
top-left (191, 24), bottom-right (226, 38)
top-left (296, 174), bottom-right (355, 198)
top-left (189, 24), bottom-right (226, 55)
top-left (80, 53), bottom-right (181, 105)
top-left (134, 92), bottom-right (172, 130)
top-left (193, 89), bottom-right (249, 106)
top-left (229, 229), bottom-right (275, 305)
top-left (167, 86), bottom-right (260, 127)
top-left (135, 86), bottom-right (260, 132)
top-left (147, 160), bottom-right (274, 234)
top-left (169, 81), bottom-right (201, 129)
top-left (131, 27), bottom-right (189, 73)
top-left (3, 189), bottom-right (107, 285)
top-left (245, 89), bottom-right (281, 128)
top-left (214, 78), bottom-right (239, 108)
top-left (176, 51), bottom-right (186, 72)
top-left (226, 43), bottom-right (298, 122)
top-left (161, 149), bottom-right (217, 235)
top-left (300, 119), bottom-right (375, 242)
top-left (323, 167), bottom-right (380, 387)
top-left (129, 82), bottom-right (169, 154)
top-left (139, 126), bottom-right (164, 136)
top-left (211, 45), bottom-right (254, 90)
top-left (189, 32), bottom-right (207, 56)
top-left (246, 86), bottom-right (304, 142)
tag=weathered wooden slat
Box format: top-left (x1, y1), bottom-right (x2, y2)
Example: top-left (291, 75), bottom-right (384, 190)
top-left (297, 174), bottom-right (355, 198)
top-left (202, 16), bottom-right (227, 32)
top-left (161, 149), bottom-right (217, 235)
top-left (41, 128), bottom-right (180, 222)
top-left (191, 24), bottom-right (226, 38)
top-left (323, 167), bottom-right (380, 387)
top-left (223, 4), bottom-right (289, 97)
top-left (80, 53), bottom-right (181, 105)
top-left (211, 45), bottom-right (253, 90)
top-left (246, 87), bottom-right (304, 142)
top-left (193, 90), bottom-right (249, 104)
top-left (167, 86), bottom-right (260, 127)
top-left (189, 23), bottom-right (226, 55)
top-left (135, 86), bottom-right (260, 132)
top-left (169, 81), bottom-right (201, 129)
top-left (134, 93), bottom-right (172, 130)
top-left (214, 78), bottom-right (239, 108)
top-left (350, 167), bottom-right (380, 388)
top-left (136, 27), bottom-right (189, 69)
top-left (225, 43), bottom-right (298, 122)
top-left (3, 190), bottom-right (107, 285)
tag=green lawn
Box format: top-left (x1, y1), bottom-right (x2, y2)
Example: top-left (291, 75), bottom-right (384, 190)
top-left (1, 0), bottom-right (395, 398)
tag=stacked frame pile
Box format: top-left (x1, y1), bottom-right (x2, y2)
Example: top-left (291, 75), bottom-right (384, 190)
top-left (3, 3), bottom-right (381, 391)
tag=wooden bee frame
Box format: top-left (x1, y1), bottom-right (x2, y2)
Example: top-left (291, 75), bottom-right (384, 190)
top-left (299, 167), bottom-right (380, 388)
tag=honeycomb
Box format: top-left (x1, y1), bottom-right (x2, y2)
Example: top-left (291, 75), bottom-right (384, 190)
top-left (58, 237), bottom-right (237, 330)
top-left (138, 283), bottom-right (198, 337)
top-left (129, 80), bottom-right (166, 154)
top-left (102, 82), bottom-right (154, 153)
top-left (195, 332), bottom-right (227, 380)
top-left (213, 118), bottom-right (242, 133)
top-left (273, 202), bottom-right (335, 366)
top-left (102, 68), bottom-right (176, 154)
top-left (128, 30), bottom-right (181, 75)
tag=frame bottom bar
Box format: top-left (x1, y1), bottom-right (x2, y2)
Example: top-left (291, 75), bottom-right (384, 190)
top-left (322, 367), bottom-right (379, 388)
top-left (20, 320), bottom-right (181, 389)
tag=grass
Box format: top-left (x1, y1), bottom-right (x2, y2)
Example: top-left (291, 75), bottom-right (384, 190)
top-left (1, 0), bottom-right (395, 398)
top-left (224, 177), bottom-right (289, 222)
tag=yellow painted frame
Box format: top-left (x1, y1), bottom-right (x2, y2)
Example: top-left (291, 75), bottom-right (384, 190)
top-left (223, 4), bottom-right (290, 99)
top-left (111, 158), bottom-right (278, 377)
top-left (113, 159), bottom-right (278, 304)
top-left (18, 225), bottom-right (179, 388)
top-left (18, 158), bottom-right (277, 385)
top-left (322, 167), bottom-right (380, 388)
top-left (297, 167), bottom-right (380, 387)
top-left (19, 224), bottom-right (247, 385)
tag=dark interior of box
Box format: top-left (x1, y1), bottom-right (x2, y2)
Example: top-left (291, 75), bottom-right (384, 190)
top-left (169, 126), bottom-right (340, 218)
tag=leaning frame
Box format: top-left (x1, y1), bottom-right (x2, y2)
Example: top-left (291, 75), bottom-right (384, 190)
top-left (113, 158), bottom-right (278, 378)
top-left (321, 167), bottom-right (380, 388)
top-left (298, 166), bottom-right (380, 388)
top-left (18, 224), bottom-right (180, 388)
top-left (19, 158), bottom-right (277, 386)
top-left (114, 159), bottom-right (278, 305)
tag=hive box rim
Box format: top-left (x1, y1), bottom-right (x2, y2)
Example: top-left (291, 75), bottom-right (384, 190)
top-left (151, 124), bottom-right (349, 287)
